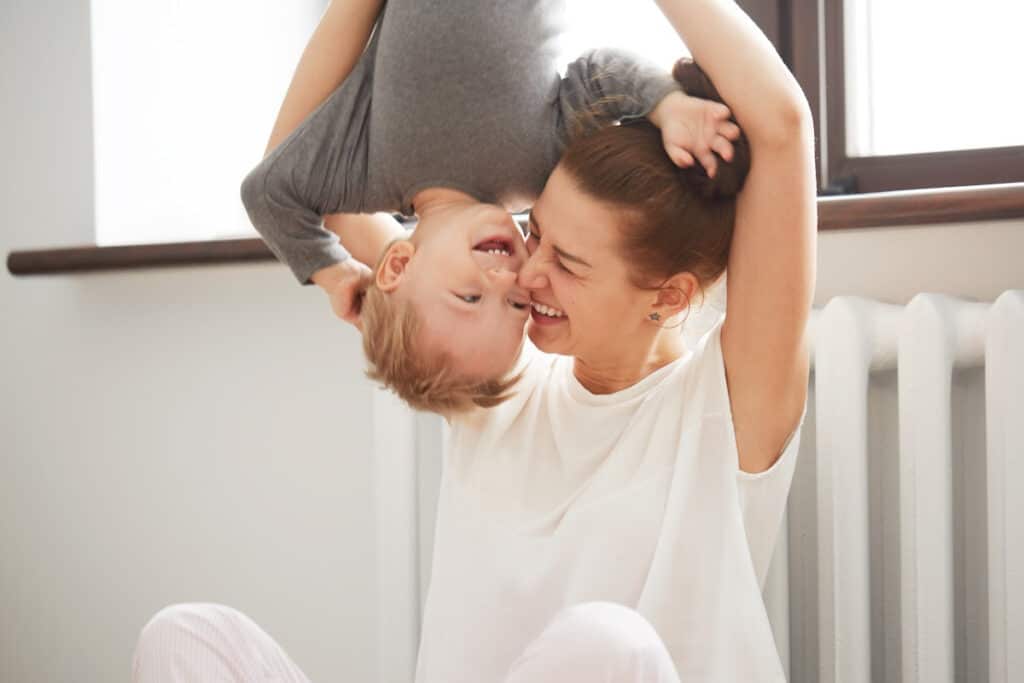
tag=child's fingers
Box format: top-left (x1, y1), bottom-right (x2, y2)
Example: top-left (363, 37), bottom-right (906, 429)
top-left (712, 102), bottom-right (731, 120)
top-left (698, 150), bottom-right (718, 178)
top-left (670, 146), bottom-right (695, 168)
top-left (711, 136), bottom-right (734, 162)
top-left (719, 121), bottom-right (742, 140)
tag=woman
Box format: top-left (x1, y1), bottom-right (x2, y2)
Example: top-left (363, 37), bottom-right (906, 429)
top-left (133, 1), bottom-right (812, 682)
top-left (418, 0), bottom-right (815, 681)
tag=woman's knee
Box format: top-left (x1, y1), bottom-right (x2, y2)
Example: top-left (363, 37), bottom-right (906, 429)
top-left (132, 603), bottom-right (254, 680)
top-left (507, 602), bottom-right (679, 683)
top-left (132, 603), bottom-right (309, 683)
top-left (546, 602), bottom-right (663, 652)
top-left (136, 602), bottom-right (247, 647)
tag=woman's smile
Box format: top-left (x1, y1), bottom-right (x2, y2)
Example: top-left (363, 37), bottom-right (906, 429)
top-left (529, 299), bottom-right (567, 325)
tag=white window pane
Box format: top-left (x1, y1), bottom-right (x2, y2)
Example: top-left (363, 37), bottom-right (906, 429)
top-left (845, 0), bottom-right (1024, 157)
top-left (92, 1), bottom-right (685, 246)
top-left (91, 0), bottom-right (326, 245)
top-left (561, 1), bottom-right (688, 74)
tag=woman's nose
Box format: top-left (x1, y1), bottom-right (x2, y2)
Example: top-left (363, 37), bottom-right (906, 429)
top-left (517, 252), bottom-right (549, 291)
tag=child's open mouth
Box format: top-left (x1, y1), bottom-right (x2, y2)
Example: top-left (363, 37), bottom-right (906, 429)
top-left (473, 237), bottom-right (513, 257)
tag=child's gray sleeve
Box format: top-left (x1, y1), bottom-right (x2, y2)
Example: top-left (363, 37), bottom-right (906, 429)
top-left (239, 34), bottom-right (379, 286)
top-left (556, 47), bottom-right (682, 143)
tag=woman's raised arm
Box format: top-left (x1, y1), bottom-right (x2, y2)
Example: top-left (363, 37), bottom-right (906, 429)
top-left (264, 0), bottom-right (384, 157)
top-left (655, 0), bottom-right (816, 474)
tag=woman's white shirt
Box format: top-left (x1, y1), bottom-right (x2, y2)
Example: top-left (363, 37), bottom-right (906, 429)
top-left (414, 317), bottom-right (806, 683)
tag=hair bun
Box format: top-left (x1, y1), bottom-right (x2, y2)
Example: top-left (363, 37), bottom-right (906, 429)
top-left (671, 58), bottom-right (750, 200)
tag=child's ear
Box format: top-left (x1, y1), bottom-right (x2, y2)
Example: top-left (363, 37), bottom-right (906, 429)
top-left (376, 240), bottom-right (416, 292)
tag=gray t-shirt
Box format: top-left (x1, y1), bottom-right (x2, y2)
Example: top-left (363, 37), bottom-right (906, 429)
top-left (241, 0), bottom-right (679, 284)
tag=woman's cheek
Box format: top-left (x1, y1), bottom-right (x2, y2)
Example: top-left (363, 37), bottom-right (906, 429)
top-left (550, 271), bottom-right (574, 298)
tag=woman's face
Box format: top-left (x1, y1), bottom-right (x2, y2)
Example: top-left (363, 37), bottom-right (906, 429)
top-left (518, 165), bottom-right (652, 360)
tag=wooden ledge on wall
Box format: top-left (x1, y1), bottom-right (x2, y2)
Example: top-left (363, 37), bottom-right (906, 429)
top-left (7, 182), bottom-right (1024, 277)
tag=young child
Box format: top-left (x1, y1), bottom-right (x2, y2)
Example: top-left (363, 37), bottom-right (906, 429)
top-left (240, 0), bottom-right (737, 414)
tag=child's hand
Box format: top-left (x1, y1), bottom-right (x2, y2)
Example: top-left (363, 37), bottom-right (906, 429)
top-left (311, 260), bottom-right (374, 330)
top-left (648, 90), bottom-right (742, 179)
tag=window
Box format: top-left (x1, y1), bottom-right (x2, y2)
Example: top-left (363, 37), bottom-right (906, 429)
top-left (90, 0), bottom-right (328, 246)
top-left (843, 0), bottom-right (1024, 157)
top-left (560, 0), bottom-right (688, 71)
top-left (90, 1), bottom-right (687, 246)
top-left (91, 2), bottom-right (1014, 249)
top-left (771, 0), bottom-right (1024, 193)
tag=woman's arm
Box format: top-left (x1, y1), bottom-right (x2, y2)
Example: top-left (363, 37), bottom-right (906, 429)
top-left (653, 0), bottom-right (810, 144)
top-left (264, 0), bottom-right (384, 157)
top-left (655, 0), bottom-right (816, 474)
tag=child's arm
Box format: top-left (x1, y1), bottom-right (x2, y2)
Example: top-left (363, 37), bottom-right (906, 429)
top-left (243, 0), bottom-right (404, 290)
top-left (655, 0), bottom-right (816, 474)
top-left (557, 48), bottom-right (682, 140)
top-left (556, 48), bottom-right (737, 177)
top-left (262, 0), bottom-right (401, 275)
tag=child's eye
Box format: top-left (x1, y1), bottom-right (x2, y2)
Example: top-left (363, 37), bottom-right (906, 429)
top-left (508, 299), bottom-right (527, 310)
top-left (457, 294), bottom-right (481, 304)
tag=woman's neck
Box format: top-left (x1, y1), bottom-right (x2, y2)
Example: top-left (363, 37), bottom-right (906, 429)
top-left (572, 329), bottom-right (688, 395)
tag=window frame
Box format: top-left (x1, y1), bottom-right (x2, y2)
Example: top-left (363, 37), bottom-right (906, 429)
top-left (744, 0), bottom-right (1024, 195)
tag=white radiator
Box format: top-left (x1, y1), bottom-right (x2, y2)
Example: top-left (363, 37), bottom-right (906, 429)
top-left (766, 290), bottom-right (1024, 683)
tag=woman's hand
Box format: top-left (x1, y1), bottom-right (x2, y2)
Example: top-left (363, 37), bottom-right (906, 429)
top-left (648, 90), bottom-right (742, 178)
top-left (310, 259), bottom-right (374, 330)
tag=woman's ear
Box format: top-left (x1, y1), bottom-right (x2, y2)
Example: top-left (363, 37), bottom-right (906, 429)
top-left (652, 272), bottom-right (700, 318)
top-left (376, 240), bottom-right (416, 292)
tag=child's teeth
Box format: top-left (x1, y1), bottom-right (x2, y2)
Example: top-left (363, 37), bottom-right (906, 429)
top-left (486, 248), bottom-right (510, 255)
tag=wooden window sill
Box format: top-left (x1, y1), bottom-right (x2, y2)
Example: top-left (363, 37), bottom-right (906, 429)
top-left (7, 182), bottom-right (1024, 276)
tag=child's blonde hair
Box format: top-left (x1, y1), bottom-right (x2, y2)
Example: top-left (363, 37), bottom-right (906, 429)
top-left (359, 242), bottom-right (521, 415)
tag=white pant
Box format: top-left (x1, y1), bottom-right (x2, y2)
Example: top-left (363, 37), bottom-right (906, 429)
top-left (132, 601), bottom-right (681, 683)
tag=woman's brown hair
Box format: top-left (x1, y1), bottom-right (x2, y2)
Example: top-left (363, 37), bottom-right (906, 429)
top-left (559, 59), bottom-right (751, 299)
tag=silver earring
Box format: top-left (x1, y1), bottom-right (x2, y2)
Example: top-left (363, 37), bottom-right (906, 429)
top-left (649, 312), bottom-right (661, 321)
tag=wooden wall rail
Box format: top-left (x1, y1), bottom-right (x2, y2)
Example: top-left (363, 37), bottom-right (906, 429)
top-left (8, 183), bottom-right (1024, 276)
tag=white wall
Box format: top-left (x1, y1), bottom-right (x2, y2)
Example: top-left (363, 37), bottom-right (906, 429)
top-left (1, 265), bottom-right (382, 683)
top-left (3, 1), bottom-right (1023, 682)
top-left (3, 4), bottom-right (380, 681)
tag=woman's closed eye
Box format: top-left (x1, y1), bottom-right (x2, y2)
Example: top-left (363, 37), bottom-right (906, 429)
top-left (528, 230), bottom-right (574, 274)
top-left (526, 230), bottom-right (540, 253)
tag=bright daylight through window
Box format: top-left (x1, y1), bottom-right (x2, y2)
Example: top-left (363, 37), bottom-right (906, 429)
top-left (843, 0), bottom-right (1024, 157)
top-left (90, 1), bottom-right (684, 246)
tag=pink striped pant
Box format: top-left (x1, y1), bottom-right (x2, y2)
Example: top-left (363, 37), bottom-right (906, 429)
top-left (132, 601), bottom-right (681, 682)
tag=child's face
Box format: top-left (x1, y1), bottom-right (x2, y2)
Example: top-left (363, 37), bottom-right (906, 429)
top-left (378, 203), bottom-right (532, 380)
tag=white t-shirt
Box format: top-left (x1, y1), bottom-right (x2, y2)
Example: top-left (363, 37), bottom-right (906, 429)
top-left (414, 317), bottom-right (806, 683)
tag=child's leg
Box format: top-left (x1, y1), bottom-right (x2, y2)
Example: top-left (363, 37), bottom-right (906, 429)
top-left (503, 602), bottom-right (681, 683)
top-left (132, 603), bottom-right (311, 683)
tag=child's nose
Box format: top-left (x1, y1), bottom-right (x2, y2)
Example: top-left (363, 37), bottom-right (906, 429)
top-left (486, 268), bottom-right (518, 289)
